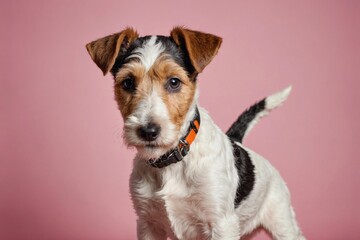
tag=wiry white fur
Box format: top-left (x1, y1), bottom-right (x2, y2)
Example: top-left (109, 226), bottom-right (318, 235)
top-left (130, 87), bottom-right (305, 240)
top-left (127, 36), bottom-right (165, 71)
top-left (243, 86), bottom-right (292, 140)
top-left (266, 86), bottom-right (292, 109)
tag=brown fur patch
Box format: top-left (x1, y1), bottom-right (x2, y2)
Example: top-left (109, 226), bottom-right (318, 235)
top-left (170, 27), bottom-right (222, 73)
top-left (86, 28), bottom-right (138, 75)
top-left (114, 61), bottom-right (146, 119)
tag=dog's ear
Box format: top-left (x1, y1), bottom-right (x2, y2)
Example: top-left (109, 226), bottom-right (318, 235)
top-left (86, 28), bottom-right (139, 75)
top-left (170, 27), bottom-right (222, 73)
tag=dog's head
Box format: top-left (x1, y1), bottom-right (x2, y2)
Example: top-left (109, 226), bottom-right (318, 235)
top-left (86, 27), bottom-right (222, 158)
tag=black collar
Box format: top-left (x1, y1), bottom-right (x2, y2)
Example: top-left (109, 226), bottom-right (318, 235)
top-left (148, 107), bottom-right (201, 168)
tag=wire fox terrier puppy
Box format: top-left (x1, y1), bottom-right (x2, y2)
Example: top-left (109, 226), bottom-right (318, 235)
top-left (86, 27), bottom-right (305, 240)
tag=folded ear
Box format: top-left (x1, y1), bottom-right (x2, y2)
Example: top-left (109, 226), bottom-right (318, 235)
top-left (170, 27), bottom-right (222, 73)
top-left (86, 28), bottom-right (139, 75)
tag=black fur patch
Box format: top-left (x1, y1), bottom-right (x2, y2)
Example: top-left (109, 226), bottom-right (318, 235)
top-left (155, 36), bottom-right (185, 69)
top-left (231, 140), bottom-right (255, 208)
top-left (226, 99), bottom-right (266, 143)
top-left (110, 35), bottom-right (196, 79)
top-left (110, 36), bottom-right (151, 76)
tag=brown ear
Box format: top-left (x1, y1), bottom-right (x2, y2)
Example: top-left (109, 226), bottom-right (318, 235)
top-left (85, 28), bottom-right (139, 75)
top-left (170, 27), bottom-right (222, 73)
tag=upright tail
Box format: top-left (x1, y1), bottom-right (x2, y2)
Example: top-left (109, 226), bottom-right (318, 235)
top-left (226, 86), bottom-right (292, 143)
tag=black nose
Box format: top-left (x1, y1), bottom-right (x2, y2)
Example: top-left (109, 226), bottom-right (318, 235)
top-left (137, 123), bottom-right (161, 141)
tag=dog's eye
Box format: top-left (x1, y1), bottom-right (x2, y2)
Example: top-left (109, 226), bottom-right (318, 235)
top-left (121, 77), bottom-right (136, 92)
top-left (166, 78), bottom-right (182, 92)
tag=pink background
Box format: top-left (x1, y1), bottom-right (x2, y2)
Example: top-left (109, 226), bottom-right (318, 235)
top-left (1, 0), bottom-right (359, 239)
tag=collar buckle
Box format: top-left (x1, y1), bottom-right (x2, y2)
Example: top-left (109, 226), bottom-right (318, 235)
top-left (148, 146), bottom-right (185, 168)
top-left (170, 148), bottom-right (183, 162)
top-left (179, 139), bottom-right (190, 153)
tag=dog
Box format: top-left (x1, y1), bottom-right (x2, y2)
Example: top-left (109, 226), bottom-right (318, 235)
top-left (86, 27), bottom-right (305, 240)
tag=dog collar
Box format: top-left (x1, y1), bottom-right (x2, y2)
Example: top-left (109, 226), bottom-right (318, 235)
top-left (148, 107), bottom-right (200, 168)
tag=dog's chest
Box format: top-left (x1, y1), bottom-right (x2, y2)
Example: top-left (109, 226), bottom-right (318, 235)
top-left (133, 167), bottom-right (213, 239)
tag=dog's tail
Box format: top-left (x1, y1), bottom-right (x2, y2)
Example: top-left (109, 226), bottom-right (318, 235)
top-left (226, 86), bottom-right (292, 143)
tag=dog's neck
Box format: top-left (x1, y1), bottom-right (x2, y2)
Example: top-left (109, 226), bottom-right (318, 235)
top-left (147, 107), bottom-right (200, 168)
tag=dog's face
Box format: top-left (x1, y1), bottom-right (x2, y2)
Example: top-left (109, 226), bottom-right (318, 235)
top-left (86, 27), bottom-right (222, 158)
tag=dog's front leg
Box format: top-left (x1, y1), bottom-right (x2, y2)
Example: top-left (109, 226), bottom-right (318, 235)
top-left (211, 215), bottom-right (241, 240)
top-left (137, 218), bottom-right (167, 240)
